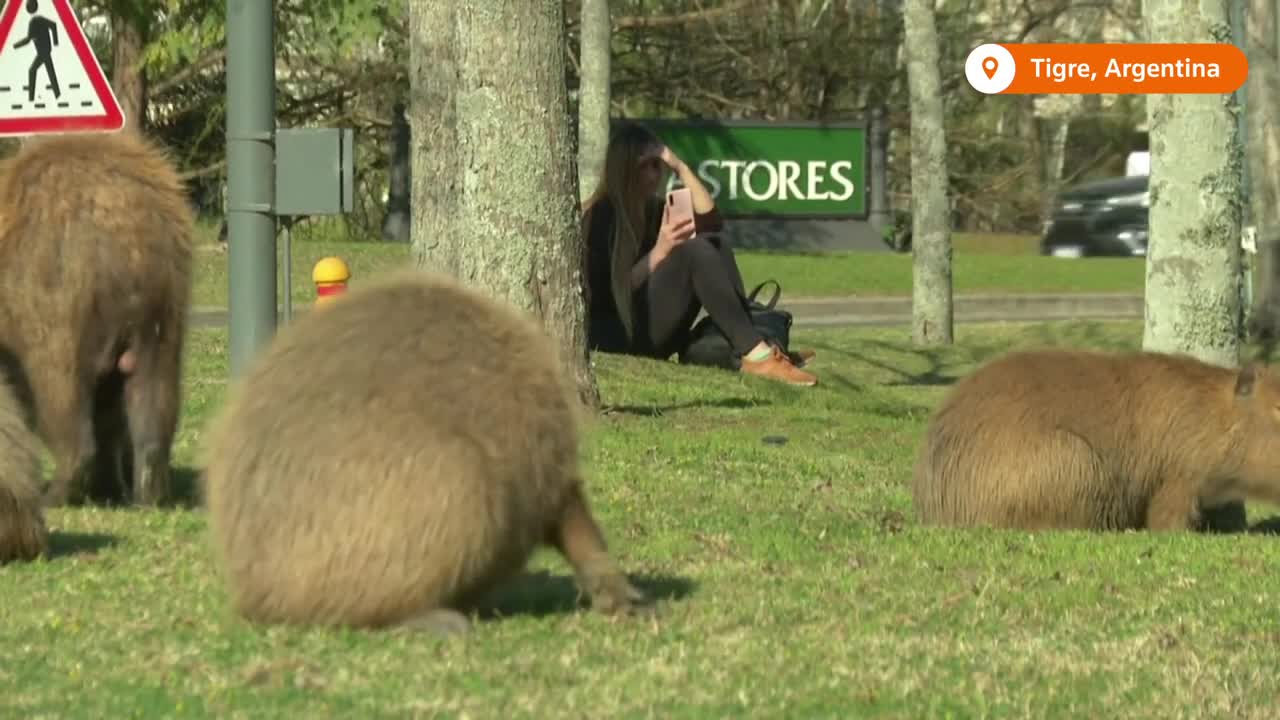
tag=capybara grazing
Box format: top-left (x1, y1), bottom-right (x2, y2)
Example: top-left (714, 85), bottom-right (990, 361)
top-left (0, 131), bottom-right (194, 507)
top-left (201, 270), bottom-right (647, 634)
top-left (0, 375), bottom-right (48, 564)
top-left (912, 348), bottom-right (1280, 532)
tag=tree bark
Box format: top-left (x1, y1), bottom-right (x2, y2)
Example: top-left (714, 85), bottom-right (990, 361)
top-left (408, 0), bottom-right (462, 261)
top-left (1033, 94), bottom-right (1080, 224)
top-left (1245, 0), bottom-right (1280, 355)
top-left (576, 0), bottom-right (611, 206)
top-left (903, 0), bottom-right (953, 346)
top-left (410, 1), bottom-right (600, 408)
top-left (1141, 1), bottom-right (1243, 368)
top-left (110, 7), bottom-right (148, 130)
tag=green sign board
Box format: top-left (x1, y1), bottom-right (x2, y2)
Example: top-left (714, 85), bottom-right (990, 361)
top-left (623, 119), bottom-right (869, 220)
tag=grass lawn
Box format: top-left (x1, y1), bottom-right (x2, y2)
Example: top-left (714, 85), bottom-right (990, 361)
top-left (190, 232), bottom-right (1147, 309)
top-left (4, 318), bottom-right (1279, 717)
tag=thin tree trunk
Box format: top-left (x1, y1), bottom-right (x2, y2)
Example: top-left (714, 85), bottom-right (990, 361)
top-left (903, 0), bottom-right (953, 346)
top-left (1141, 0), bottom-right (1243, 367)
top-left (577, 0), bottom-right (611, 206)
top-left (1034, 94), bottom-right (1076, 224)
top-left (411, 1), bottom-right (600, 408)
top-left (408, 0), bottom-right (463, 265)
top-left (110, 10), bottom-right (147, 130)
top-left (381, 102), bottom-right (412, 243)
top-left (1245, 0), bottom-right (1280, 355)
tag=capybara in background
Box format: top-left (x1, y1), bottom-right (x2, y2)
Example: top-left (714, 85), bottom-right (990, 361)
top-left (0, 131), bottom-right (194, 507)
top-left (912, 348), bottom-right (1280, 532)
top-left (0, 374), bottom-right (48, 564)
top-left (202, 270), bottom-right (647, 634)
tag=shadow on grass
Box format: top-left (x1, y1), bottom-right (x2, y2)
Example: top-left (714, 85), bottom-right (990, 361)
top-left (478, 570), bottom-right (698, 621)
top-left (809, 338), bottom-right (961, 388)
top-left (65, 464), bottom-right (205, 510)
top-left (603, 398), bottom-right (771, 417)
top-left (1246, 515), bottom-right (1280, 536)
top-left (810, 322), bottom-right (1142, 389)
top-left (170, 465), bottom-right (204, 509)
top-left (48, 531), bottom-right (117, 558)
top-left (814, 368), bottom-right (865, 394)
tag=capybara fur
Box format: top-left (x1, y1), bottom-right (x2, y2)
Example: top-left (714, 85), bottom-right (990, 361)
top-left (0, 131), bottom-right (194, 507)
top-left (0, 375), bottom-right (48, 564)
top-left (912, 348), bottom-right (1280, 532)
top-left (201, 270), bottom-right (647, 633)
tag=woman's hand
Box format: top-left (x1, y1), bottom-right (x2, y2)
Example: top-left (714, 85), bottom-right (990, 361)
top-left (658, 144), bottom-right (687, 174)
top-left (654, 214), bottom-right (696, 260)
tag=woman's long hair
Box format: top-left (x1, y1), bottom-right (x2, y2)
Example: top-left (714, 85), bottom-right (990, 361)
top-left (581, 122), bottom-right (662, 344)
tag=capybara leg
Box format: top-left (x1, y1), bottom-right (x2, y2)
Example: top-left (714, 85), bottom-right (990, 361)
top-left (87, 424), bottom-right (128, 504)
top-left (123, 350), bottom-right (180, 506)
top-left (549, 484), bottom-right (648, 616)
top-left (394, 607), bottom-right (472, 637)
top-left (88, 374), bottom-right (130, 505)
top-left (1146, 484), bottom-right (1198, 531)
top-left (0, 489), bottom-right (48, 563)
top-left (130, 441), bottom-right (170, 507)
top-left (42, 402), bottom-right (95, 508)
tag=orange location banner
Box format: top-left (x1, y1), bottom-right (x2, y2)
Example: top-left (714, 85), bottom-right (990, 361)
top-left (965, 43), bottom-right (1249, 95)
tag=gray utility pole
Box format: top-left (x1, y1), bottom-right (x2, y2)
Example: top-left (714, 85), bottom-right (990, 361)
top-left (1232, 0), bottom-right (1254, 333)
top-left (225, 0), bottom-right (278, 378)
top-left (1233, 0), bottom-right (1251, 205)
top-left (224, 1), bottom-right (356, 378)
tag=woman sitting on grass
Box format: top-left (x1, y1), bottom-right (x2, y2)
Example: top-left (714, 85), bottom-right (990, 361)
top-left (581, 122), bottom-right (817, 387)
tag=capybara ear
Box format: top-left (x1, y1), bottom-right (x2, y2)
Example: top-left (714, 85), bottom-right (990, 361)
top-left (1236, 362), bottom-right (1260, 397)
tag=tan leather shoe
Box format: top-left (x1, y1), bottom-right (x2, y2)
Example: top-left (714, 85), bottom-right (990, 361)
top-left (741, 346), bottom-right (818, 386)
top-left (767, 340), bottom-right (815, 368)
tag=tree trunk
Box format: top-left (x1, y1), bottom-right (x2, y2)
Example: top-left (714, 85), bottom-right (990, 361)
top-left (110, 9), bottom-right (147, 130)
top-left (1033, 94), bottom-right (1080, 225)
top-left (576, 0), bottom-right (611, 206)
top-left (408, 0), bottom-right (462, 261)
top-left (1141, 1), bottom-right (1243, 368)
top-left (381, 102), bottom-right (412, 243)
top-left (1245, 0), bottom-right (1280, 356)
top-left (409, 1), bottom-right (600, 408)
top-left (903, 0), bottom-right (953, 346)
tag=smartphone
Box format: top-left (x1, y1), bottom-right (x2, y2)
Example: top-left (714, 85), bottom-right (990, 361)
top-left (665, 188), bottom-right (695, 233)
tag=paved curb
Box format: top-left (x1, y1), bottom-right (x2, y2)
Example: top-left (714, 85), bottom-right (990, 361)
top-left (190, 293), bottom-right (1146, 329)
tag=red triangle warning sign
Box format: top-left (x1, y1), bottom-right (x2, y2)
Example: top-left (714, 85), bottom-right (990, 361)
top-left (0, 0), bottom-right (124, 136)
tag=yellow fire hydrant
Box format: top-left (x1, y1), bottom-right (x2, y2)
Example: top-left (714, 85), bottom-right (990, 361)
top-left (312, 256), bottom-right (351, 308)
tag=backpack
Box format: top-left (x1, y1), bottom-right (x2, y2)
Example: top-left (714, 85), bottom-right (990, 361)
top-left (677, 279), bottom-right (793, 370)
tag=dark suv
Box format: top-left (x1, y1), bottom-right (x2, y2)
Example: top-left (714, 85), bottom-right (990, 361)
top-left (1040, 175), bottom-right (1149, 258)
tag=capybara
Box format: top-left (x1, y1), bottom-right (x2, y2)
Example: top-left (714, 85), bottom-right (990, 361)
top-left (0, 374), bottom-right (48, 564)
top-left (912, 348), bottom-right (1280, 532)
top-left (0, 131), bottom-right (194, 507)
top-left (201, 270), bottom-right (647, 634)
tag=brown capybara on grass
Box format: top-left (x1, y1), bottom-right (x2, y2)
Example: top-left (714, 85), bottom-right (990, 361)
top-left (0, 131), bottom-right (194, 508)
top-left (0, 375), bottom-right (48, 564)
top-left (912, 348), bottom-right (1280, 532)
top-left (201, 270), bottom-right (648, 634)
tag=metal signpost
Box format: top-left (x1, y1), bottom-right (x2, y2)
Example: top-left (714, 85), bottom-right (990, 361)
top-left (226, 0), bottom-right (355, 378)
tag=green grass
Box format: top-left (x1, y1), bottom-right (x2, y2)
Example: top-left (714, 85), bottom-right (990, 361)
top-left (190, 231), bottom-right (1146, 308)
top-left (733, 252), bottom-right (1144, 298)
top-left (5, 319), bottom-right (1280, 717)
